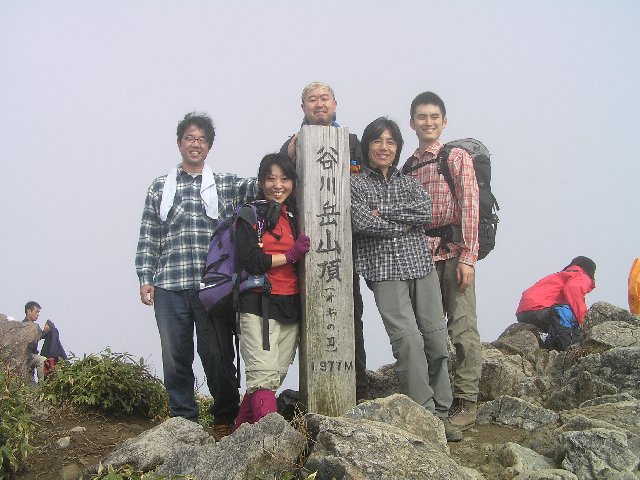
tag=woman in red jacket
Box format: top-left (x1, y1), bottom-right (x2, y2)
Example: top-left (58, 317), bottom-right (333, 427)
top-left (516, 256), bottom-right (596, 350)
top-left (232, 153), bottom-right (310, 429)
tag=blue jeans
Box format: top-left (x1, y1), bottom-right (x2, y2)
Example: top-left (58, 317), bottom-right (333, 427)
top-left (154, 287), bottom-right (239, 423)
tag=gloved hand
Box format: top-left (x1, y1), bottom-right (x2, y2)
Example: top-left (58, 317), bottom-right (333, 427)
top-left (285, 234), bottom-right (311, 264)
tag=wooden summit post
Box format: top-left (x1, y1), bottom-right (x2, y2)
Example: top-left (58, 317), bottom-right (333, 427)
top-left (296, 125), bottom-right (355, 416)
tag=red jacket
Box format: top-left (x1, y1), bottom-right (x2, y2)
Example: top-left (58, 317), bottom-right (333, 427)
top-left (516, 266), bottom-right (595, 325)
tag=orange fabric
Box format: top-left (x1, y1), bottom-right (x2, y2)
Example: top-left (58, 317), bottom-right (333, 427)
top-left (629, 258), bottom-right (640, 315)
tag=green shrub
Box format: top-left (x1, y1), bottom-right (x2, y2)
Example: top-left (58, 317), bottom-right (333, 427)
top-left (0, 365), bottom-right (35, 477)
top-left (195, 394), bottom-right (213, 428)
top-left (39, 349), bottom-right (169, 420)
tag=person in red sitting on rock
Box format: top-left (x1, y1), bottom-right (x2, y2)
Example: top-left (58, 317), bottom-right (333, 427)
top-left (516, 256), bottom-right (596, 351)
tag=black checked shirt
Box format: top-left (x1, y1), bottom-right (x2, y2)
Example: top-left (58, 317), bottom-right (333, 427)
top-left (350, 166), bottom-right (435, 282)
top-left (136, 165), bottom-right (258, 290)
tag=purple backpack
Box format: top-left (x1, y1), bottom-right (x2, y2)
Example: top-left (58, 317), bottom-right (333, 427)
top-left (199, 202), bottom-right (268, 322)
top-left (199, 202), bottom-right (271, 385)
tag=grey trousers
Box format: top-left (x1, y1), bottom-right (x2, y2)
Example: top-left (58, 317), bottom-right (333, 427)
top-left (436, 257), bottom-right (482, 402)
top-left (371, 271), bottom-right (452, 417)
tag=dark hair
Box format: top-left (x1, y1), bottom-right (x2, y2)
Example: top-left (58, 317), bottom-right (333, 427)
top-left (176, 112), bottom-right (215, 151)
top-left (257, 153), bottom-right (298, 208)
top-left (410, 91), bottom-right (446, 119)
top-left (25, 301), bottom-right (41, 314)
top-left (564, 256), bottom-right (596, 281)
top-left (360, 117), bottom-right (404, 168)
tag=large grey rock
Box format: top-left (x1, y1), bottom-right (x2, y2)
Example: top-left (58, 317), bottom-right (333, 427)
top-left (546, 347), bottom-right (640, 411)
top-left (343, 393), bottom-right (448, 454)
top-left (492, 323), bottom-right (542, 363)
top-left (96, 417), bottom-right (212, 471)
top-left (580, 347), bottom-right (640, 397)
top-left (303, 414), bottom-right (472, 480)
top-left (0, 315), bottom-right (41, 379)
top-left (579, 393), bottom-right (637, 408)
top-left (366, 364), bottom-right (401, 400)
top-left (521, 399), bottom-right (640, 464)
top-left (563, 399), bottom-right (640, 459)
top-left (583, 302), bottom-right (640, 331)
top-left (583, 321), bottom-right (640, 348)
top-left (544, 371), bottom-right (618, 411)
top-left (479, 347), bottom-right (544, 403)
top-left (559, 414), bottom-right (632, 438)
top-left (560, 428), bottom-right (639, 479)
top-left (490, 442), bottom-right (555, 478)
top-left (156, 414), bottom-right (305, 480)
top-left (478, 396), bottom-right (559, 431)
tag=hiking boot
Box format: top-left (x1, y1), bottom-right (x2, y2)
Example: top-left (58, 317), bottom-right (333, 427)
top-left (443, 419), bottom-right (464, 442)
top-left (212, 423), bottom-right (232, 441)
top-left (449, 398), bottom-right (477, 431)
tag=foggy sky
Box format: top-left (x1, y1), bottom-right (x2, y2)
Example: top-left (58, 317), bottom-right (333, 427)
top-left (1, 1), bottom-right (638, 392)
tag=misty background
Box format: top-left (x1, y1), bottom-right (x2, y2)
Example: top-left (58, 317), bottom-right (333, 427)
top-left (1, 1), bottom-right (638, 392)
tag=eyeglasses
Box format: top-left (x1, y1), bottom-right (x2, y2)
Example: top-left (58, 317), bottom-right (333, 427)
top-left (183, 135), bottom-right (208, 145)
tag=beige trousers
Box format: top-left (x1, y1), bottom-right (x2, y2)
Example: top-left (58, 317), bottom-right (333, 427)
top-left (238, 312), bottom-right (298, 393)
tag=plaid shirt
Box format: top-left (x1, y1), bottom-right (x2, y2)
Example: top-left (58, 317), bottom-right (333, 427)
top-left (408, 141), bottom-right (479, 265)
top-left (136, 165), bottom-right (258, 290)
top-left (350, 166), bottom-right (435, 282)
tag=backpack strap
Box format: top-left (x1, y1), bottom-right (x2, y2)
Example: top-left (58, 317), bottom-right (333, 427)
top-left (436, 145), bottom-right (457, 202)
top-left (402, 146), bottom-right (460, 255)
top-left (240, 201), bottom-right (274, 351)
top-left (401, 154), bottom-right (438, 175)
top-left (261, 295), bottom-right (270, 351)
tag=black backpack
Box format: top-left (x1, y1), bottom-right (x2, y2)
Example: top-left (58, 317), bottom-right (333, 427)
top-left (402, 138), bottom-right (499, 260)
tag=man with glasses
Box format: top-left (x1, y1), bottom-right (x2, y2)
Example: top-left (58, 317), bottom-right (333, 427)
top-left (136, 112), bottom-right (258, 439)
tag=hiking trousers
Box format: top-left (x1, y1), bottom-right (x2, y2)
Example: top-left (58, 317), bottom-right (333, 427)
top-left (436, 257), bottom-right (482, 402)
top-left (370, 271), bottom-right (452, 417)
top-left (238, 312), bottom-right (298, 393)
top-left (516, 308), bottom-right (555, 332)
top-left (28, 353), bottom-right (47, 382)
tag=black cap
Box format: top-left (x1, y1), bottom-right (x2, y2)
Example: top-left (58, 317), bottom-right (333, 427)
top-left (565, 256), bottom-right (596, 280)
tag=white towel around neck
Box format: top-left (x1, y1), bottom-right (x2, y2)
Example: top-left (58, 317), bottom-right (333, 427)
top-left (159, 165), bottom-right (219, 221)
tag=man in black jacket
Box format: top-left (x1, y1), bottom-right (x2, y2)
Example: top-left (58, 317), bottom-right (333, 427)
top-left (280, 81), bottom-right (369, 402)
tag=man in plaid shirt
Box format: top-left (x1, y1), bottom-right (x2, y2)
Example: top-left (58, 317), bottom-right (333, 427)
top-left (136, 112), bottom-right (258, 438)
top-left (407, 92), bottom-right (482, 431)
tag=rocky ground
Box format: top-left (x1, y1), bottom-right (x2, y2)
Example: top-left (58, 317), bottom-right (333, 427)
top-left (8, 301), bottom-right (640, 479)
top-left (16, 399), bottom-right (528, 479)
top-left (14, 403), bottom-right (158, 480)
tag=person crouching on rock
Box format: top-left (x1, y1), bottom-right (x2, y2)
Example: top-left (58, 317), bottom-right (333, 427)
top-left (233, 153), bottom-right (310, 430)
top-left (516, 256), bottom-right (596, 351)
